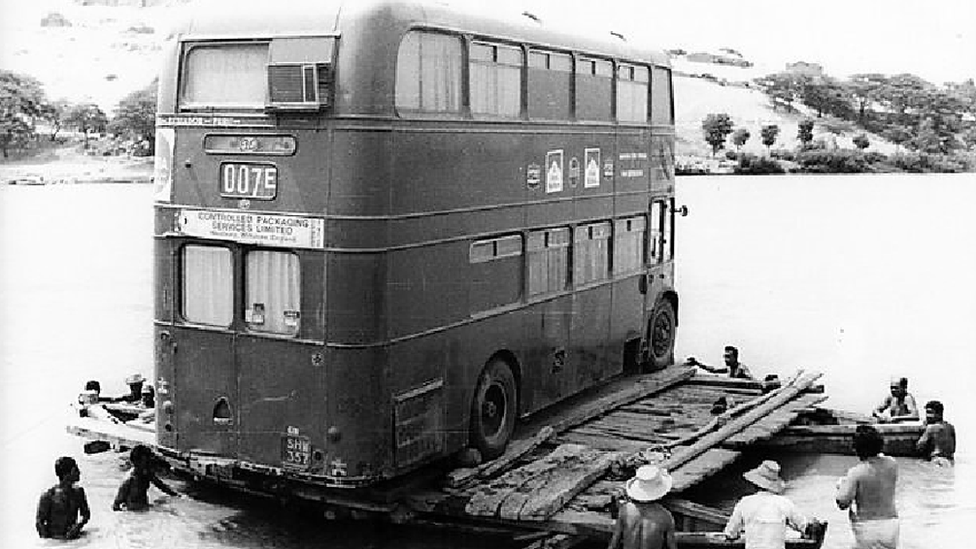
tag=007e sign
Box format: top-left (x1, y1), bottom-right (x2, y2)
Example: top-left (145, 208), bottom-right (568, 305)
top-left (220, 162), bottom-right (278, 200)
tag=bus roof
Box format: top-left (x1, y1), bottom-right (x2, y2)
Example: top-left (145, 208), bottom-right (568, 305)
top-left (172, 0), bottom-right (670, 67)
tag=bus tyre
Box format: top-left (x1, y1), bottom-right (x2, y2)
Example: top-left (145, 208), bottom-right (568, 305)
top-left (647, 301), bottom-right (676, 371)
top-left (470, 359), bottom-right (517, 460)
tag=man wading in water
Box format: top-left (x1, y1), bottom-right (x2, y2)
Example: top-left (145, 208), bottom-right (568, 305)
top-left (836, 425), bottom-right (899, 549)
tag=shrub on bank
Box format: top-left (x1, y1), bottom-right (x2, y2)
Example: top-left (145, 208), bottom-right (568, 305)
top-left (734, 153), bottom-right (785, 174)
top-left (886, 151), bottom-right (973, 173)
top-left (793, 149), bottom-right (878, 173)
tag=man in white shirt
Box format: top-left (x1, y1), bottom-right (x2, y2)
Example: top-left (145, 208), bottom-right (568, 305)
top-left (724, 460), bottom-right (812, 549)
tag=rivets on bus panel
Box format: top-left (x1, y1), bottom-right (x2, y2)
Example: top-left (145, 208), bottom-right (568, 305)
top-left (163, 400), bottom-right (174, 415)
top-left (312, 353), bottom-right (324, 366)
top-left (183, 159), bottom-right (192, 168)
top-left (327, 426), bottom-right (342, 443)
top-left (238, 199), bottom-right (250, 210)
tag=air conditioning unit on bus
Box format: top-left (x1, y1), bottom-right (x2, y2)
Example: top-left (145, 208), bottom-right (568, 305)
top-left (266, 36), bottom-right (336, 112)
top-left (267, 63), bottom-right (334, 110)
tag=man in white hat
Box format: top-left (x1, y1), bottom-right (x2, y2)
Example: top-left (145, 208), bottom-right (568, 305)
top-left (724, 460), bottom-right (812, 549)
top-left (607, 465), bottom-right (677, 549)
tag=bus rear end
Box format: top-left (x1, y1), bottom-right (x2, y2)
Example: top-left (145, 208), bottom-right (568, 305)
top-left (152, 4), bottom-right (393, 488)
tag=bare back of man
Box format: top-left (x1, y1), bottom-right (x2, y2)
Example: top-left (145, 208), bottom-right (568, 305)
top-left (611, 501), bottom-right (677, 549)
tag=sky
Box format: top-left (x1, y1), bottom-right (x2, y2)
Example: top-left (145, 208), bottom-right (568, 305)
top-left (0, 0), bottom-right (974, 86)
top-left (497, 0), bottom-right (976, 84)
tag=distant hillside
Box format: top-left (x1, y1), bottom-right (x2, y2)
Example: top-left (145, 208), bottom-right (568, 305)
top-left (671, 54), bottom-right (899, 157)
top-left (2, 0), bottom-right (895, 156)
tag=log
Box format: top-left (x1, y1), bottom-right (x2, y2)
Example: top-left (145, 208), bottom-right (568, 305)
top-left (662, 372), bottom-right (823, 472)
top-left (517, 450), bottom-right (623, 520)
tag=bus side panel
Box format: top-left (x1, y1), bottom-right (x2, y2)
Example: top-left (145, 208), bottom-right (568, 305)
top-left (329, 129), bottom-right (393, 218)
top-left (327, 253), bottom-right (386, 345)
top-left (387, 314), bottom-right (527, 467)
top-left (521, 297), bottom-right (572, 413)
top-left (391, 128), bottom-right (525, 215)
top-left (327, 346), bottom-right (392, 479)
top-left (387, 243), bottom-right (468, 341)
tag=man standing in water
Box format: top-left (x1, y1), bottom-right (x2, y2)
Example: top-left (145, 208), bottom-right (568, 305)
top-left (607, 465), bottom-right (677, 549)
top-left (916, 400), bottom-right (956, 466)
top-left (36, 456), bottom-right (91, 539)
top-left (836, 424), bottom-right (899, 549)
top-left (872, 377), bottom-right (918, 423)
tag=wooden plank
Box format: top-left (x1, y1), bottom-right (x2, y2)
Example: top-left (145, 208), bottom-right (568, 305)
top-left (555, 432), bottom-right (649, 452)
top-left (544, 366), bottom-right (696, 434)
top-left (465, 444), bottom-right (590, 517)
top-left (446, 426), bottom-right (555, 488)
top-left (723, 394), bottom-right (829, 447)
top-left (517, 450), bottom-right (624, 520)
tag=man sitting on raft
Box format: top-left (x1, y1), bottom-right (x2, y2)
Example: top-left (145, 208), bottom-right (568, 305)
top-left (871, 377), bottom-right (919, 423)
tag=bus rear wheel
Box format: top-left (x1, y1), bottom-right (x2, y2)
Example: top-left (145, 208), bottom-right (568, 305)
top-left (647, 301), bottom-right (676, 370)
top-left (469, 358), bottom-right (517, 460)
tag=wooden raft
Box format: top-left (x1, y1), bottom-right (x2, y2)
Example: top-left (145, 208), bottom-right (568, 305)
top-left (429, 371), bottom-right (824, 534)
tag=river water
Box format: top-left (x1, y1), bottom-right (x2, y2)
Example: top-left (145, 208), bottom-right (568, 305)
top-left (1, 174), bottom-right (973, 547)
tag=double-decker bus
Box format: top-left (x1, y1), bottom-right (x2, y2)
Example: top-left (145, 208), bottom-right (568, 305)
top-left (152, 0), bottom-right (680, 489)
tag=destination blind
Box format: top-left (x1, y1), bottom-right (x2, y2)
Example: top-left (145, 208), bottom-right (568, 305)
top-left (175, 209), bottom-right (325, 250)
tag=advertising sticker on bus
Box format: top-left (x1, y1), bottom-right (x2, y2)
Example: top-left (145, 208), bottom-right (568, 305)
top-left (585, 148), bottom-right (601, 188)
top-left (546, 150), bottom-right (563, 193)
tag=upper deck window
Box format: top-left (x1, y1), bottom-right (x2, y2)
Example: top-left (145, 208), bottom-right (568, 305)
top-left (527, 50), bottom-right (571, 120)
top-left (470, 42), bottom-right (523, 118)
top-left (396, 31), bottom-right (462, 114)
top-left (651, 67), bottom-right (674, 124)
top-left (181, 43), bottom-right (269, 109)
top-left (576, 57), bottom-right (612, 121)
top-left (617, 64), bottom-right (649, 123)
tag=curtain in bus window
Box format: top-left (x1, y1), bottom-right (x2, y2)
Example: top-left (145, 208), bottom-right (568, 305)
top-left (651, 67), bottom-right (674, 124)
top-left (396, 32), bottom-right (461, 113)
top-left (470, 43), bottom-right (521, 117)
top-left (528, 228), bottom-right (569, 296)
top-left (182, 245), bottom-right (233, 326)
top-left (246, 251), bottom-right (300, 335)
top-left (183, 44), bottom-right (268, 108)
top-left (576, 58), bottom-right (612, 121)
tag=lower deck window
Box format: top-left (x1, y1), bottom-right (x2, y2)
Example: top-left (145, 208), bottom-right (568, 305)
top-left (246, 250), bottom-right (301, 335)
top-left (182, 245), bottom-right (233, 326)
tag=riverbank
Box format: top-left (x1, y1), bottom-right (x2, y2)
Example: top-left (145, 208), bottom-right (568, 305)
top-left (0, 144), bottom-right (153, 185)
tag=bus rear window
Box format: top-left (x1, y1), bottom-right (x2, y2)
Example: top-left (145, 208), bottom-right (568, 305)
top-left (182, 43), bottom-right (269, 109)
top-left (182, 245), bottom-right (233, 326)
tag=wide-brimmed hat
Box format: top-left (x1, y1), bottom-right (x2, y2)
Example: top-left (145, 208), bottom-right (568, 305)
top-left (625, 465), bottom-right (673, 502)
top-left (743, 460), bottom-right (786, 493)
top-left (125, 373), bottom-right (145, 385)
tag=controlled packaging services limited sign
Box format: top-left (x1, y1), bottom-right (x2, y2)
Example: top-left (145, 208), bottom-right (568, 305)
top-left (175, 209), bottom-right (325, 250)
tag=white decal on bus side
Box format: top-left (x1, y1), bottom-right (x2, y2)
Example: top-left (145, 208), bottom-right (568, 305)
top-left (546, 150), bottom-right (563, 193)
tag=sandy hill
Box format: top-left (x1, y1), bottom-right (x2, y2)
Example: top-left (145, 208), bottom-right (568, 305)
top-left (1, 0), bottom-right (894, 157)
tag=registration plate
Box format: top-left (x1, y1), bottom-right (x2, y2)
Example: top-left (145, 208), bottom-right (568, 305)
top-left (220, 162), bottom-right (278, 200)
top-left (281, 434), bottom-right (311, 469)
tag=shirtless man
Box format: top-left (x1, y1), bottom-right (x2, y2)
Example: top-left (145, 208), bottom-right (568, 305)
top-left (836, 425), bottom-right (899, 549)
top-left (687, 346), bottom-right (755, 380)
top-left (871, 377), bottom-right (918, 423)
top-left (113, 445), bottom-right (180, 511)
top-left (608, 465), bottom-right (677, 549)
top-left (36, 456), bottom-right (91, 539)
top-left (916, 400), bottom-right (956, 466)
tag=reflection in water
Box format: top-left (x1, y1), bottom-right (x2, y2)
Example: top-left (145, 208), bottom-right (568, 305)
top-left (3, 175), bottom-right (975, 548)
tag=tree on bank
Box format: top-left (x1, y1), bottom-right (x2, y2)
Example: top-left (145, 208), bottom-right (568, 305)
top-left (64, 103), bottom-right (108, 148)
top-left (0, 70), bottom-right (51, 158)
top-left (731, 128), bottom-right (750, 152)
top-left (109, 79), bottom-right (157, 154)
top-left (702, 113), bottom-right (734, 156)
top-left (797, 119), bottom-right (814, 148)
top-left (760, 124), bottom-right (780, 152)
top-left (853, 133), bottom-right (870, 150)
